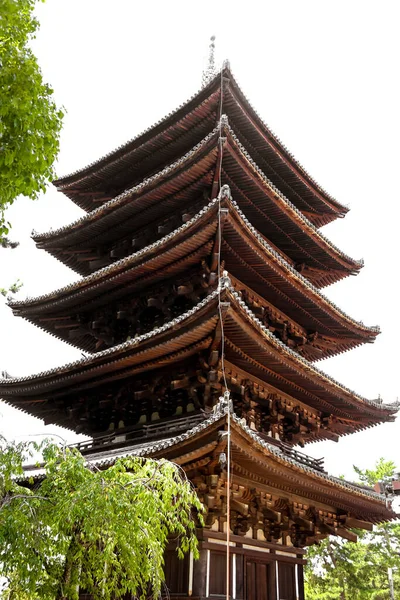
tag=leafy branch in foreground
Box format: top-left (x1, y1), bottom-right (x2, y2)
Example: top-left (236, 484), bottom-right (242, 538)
top-left (0, 278), bottom-right (22, 298)
top-left (0, 441), bottom-right (204, 600)
top-left (0, 238), bottom-right (19, 249)
top-left (0, 0), bottom-right (64, 239)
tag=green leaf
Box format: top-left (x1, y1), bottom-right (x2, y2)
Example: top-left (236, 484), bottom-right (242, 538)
top-left (0, 0), bottom-right (63, 236)
top-left (0, 439), bottom-right (203, 599)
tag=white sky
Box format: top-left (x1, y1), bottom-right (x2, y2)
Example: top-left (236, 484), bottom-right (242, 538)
top-left (1, 0), bottom-right (399, 478)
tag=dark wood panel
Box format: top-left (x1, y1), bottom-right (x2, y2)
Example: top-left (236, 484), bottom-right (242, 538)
top-left (192, 547), bottom-right (208, 598)
top-left (209, 551), bottom-right (228, 596)
top-left (236, 553), bottom-right (245, 600)
top-left (297, 563), bottom-right (305, 600)
top-left (245, 559), bottom-right (270, 600)
top-left (246, 560), bottom-right (257, 599)
top-left (164, 550), bottom-right (189, 595)
top-left (278, 562), bottom-right (296, 600)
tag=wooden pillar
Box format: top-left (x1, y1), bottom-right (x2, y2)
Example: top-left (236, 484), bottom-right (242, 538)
top-left (268, 554), bottom-right (278, 600)
top-left (191, 543), bottom-right (208, 598)
top-left (297, 559), bottom-right (305, 600)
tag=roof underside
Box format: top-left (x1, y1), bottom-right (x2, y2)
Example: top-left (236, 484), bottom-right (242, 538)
top-left (53, 66), bottom-right (347, 225)
top-left (22, 410), bottom-right (396, 524)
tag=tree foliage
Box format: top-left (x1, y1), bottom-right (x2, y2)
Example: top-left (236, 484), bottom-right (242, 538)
top-left (353, 458), bottom-right (397, 488)
top-left (0, 438), bottom-right (204, 599)
top-left (0, 277), bottom-right (22, 298)
top-left (305, 459), bottom-right (400, 600)
top-left (0, 0), bottom-right (63, 239)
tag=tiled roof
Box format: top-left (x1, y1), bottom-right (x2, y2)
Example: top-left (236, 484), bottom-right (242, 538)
top-left (54, 64), bottom-right (347, 220)
top-left (225, 62), bottom-right (346, 213)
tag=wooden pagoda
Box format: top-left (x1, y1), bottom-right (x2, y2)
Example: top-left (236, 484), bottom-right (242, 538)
top-left (1, 61), bottom-right (398, 600)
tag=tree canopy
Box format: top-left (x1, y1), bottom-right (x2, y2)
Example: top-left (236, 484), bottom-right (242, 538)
top-left (0, 438), bottom-right (203, 599)
top-left (305, 459), bottom-right (400, 600)
top-left (0, 0), bottom-right (63, 240)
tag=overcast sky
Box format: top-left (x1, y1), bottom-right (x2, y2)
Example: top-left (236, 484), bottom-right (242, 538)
top-left (1, 0), bottom-right (399, 478)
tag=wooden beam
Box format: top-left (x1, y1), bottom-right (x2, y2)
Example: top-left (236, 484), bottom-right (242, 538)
top-left (344, 517), bottom-right (373, 531)
top-left (39, 316), bottom-right (72, 322)
top-left (319, 429), bottom-right (340, 443)
top-left (335, 527), bottom-right (358, 542)
top-left (54, 322), bottom-right (79, 330)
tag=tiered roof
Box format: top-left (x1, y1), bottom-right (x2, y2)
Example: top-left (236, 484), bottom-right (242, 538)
top-left (1, 60), bottom-right (396, 537)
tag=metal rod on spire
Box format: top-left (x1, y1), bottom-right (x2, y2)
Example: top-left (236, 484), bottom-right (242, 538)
top-left (202, 35), bottom-right (216, 88)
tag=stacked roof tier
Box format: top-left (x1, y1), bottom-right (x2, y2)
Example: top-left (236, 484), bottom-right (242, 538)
top-left (52, 64), bottom-right (347, 227)
top-left (36, 120), bottom-right (360, 287)
top-left (24, 409), bottom-right (396, 529)
top-left (11, 191), bottom-right (377, 361)
top-left (2, 280), bottom-right (396, 442)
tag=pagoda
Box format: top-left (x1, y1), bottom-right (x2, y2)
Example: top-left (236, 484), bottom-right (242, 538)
top-left (1, 52), bottom-right (398, 600)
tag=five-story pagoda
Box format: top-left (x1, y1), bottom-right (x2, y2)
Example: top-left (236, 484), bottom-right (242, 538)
top-left (1, 50), bottom-right (397, 600)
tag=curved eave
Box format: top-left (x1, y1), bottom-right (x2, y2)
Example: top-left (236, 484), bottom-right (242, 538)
top-left (54, 65), bottom-right (346, 224)
top-left (225, 68), bottom-right (348, 221)
top-left (11, 203), bottom-right (220, 352)
top-left (229, 418), bottom-right (395, 522)
top-left (221, 196), bottom-right (377, 341)
top-left (103, 412), bottom-right (395, 521)
top-left (53, 76), bottom-right (222, 211)
top-left (36, 127), bottom-right (221, 274)
top-left (222, 127), bottom-right (361, 284)
top-left (10, 195), bottom-right (378, 350)
top-left (38, 124), bottom-right (360, 286)
top-left (1, 288), bottom-right (396, 431)
top-left (222, 288), bottom-right (395, 424)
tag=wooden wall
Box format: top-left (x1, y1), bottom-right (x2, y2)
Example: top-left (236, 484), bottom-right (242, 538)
top-left (80, 531), bottom-right (306, 599)
top-left (164, 530), bottom-right (306, 600)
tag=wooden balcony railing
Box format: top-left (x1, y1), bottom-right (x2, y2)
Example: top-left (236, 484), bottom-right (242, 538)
top-left (69, 413), bottom-right (205, 455)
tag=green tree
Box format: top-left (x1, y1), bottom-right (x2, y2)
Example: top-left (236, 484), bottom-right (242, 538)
top-left (305, 459), bottom-right (400, 600)
top-left (0, 438), bottom-right (204, 599)
top-left (0, 0), bottom-right (63, 240)
top-left (353, 458), bottom-right (397, 488)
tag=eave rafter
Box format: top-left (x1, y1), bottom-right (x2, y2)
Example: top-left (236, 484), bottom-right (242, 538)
top-left (96, 412), bottom-right (397, 540)
top-left (21, 409), bottom-right (396, 546)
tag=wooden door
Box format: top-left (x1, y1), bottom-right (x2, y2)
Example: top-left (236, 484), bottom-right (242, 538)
top-left (278, 562), bottom-right (296, 600)
top-left (246, 560), bottom-right (270, 600)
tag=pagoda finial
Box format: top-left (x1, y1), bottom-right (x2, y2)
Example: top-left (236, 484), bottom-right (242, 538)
top-left (202, 35), bottom-right (217, 88)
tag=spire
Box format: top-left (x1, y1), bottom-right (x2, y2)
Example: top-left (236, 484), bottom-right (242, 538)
top-left (202, 35), bottom-right (217, 87)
